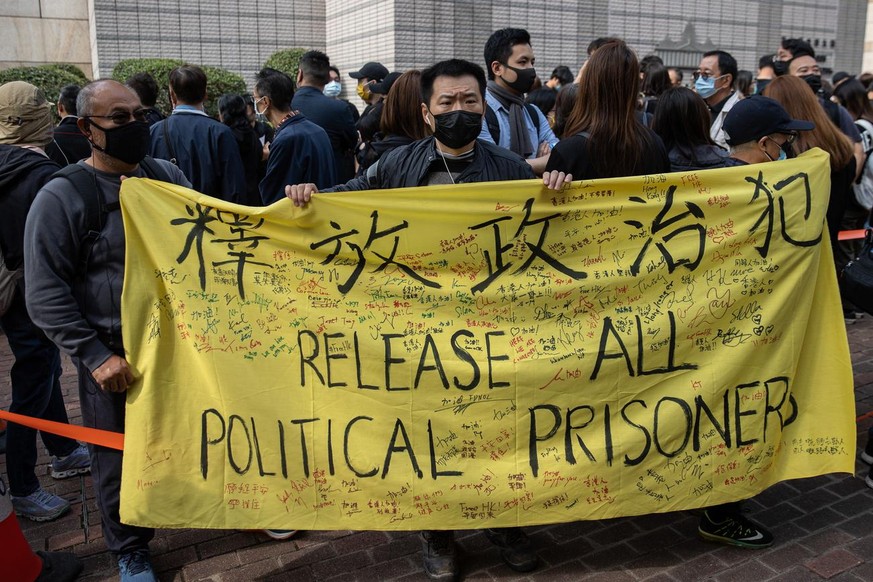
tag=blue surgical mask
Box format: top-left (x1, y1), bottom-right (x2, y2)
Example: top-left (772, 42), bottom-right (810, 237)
top-left (694, 75), bottom-right (717, 99)
top-left (324, 80), bottom-right (342, 98)
top-left (777, 149), bottom-right (787, 161)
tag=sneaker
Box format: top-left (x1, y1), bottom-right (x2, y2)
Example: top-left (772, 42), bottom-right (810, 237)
top-left (35, 550), bottom-right (83, 582)
top-left (844, 309), bottom-right (861, 325)
top-left (420, 530), bottom-right (458, 581)
top-left (263, 529), bottom-right (298, 540)
top-left (11, 488), bottom-right (70, 522)
top-left (861, 440), bottom-right (873, 465)
top-left (484, 527), bottom-right (538, 572)
top-left (698, 509), bottom-right (774, 548)
top-left (118, 549), bottom-right (156, 582)
top-left (51, 444), bottom-right (91, 479)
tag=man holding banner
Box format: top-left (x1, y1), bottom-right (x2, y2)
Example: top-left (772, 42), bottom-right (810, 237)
top-left (287, 58), bottom-right (539, 581)
top-left (23, 79), bottom-right (190, 582)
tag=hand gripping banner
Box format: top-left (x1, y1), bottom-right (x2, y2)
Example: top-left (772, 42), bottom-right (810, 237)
top-left (119, 148), bottom-right (854, 530)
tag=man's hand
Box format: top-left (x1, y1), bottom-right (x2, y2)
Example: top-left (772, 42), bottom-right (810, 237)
top-left (543, 170), bottom-right (573, 190)
top-left (91, 355), bottom-right (135, 393)
top-left (285, 183), bottom-right (319, 207)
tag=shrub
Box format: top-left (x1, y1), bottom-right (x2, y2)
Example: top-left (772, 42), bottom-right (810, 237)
top-left (112, 58), bottom-right (246, 118)
top-left (263, 48), bottom-right (308, 84)
top-left (0, 64), bottom-right (90, 116)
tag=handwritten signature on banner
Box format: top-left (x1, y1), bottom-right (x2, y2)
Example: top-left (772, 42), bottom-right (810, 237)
top-left (119, 148), bottom-right (854, 530)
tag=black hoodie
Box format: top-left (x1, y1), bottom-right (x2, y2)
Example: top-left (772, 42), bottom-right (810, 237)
top-left (0, 145), bottom-right (60, 269)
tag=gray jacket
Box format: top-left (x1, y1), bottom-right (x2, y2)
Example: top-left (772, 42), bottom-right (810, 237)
top-left (24, 159), bottom-right (189, 371)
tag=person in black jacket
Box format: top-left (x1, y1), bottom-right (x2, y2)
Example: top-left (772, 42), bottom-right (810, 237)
top-left (45, 85), bottom-right (90, 166)
top-left (356, 70), bottom-right (430, 174)
top-left (292, 51), bottom-right (358, 183)
top-left (0, 82), bottom-right (91, 526)
top-left (218, 94), bottom-right (263, 206)
top-left (286, 59), bottom-right (537, 581)
top-left (652, 87), bottom-right (728, 172)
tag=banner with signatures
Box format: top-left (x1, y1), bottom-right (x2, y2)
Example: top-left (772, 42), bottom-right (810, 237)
top-left (119, 148), bottom-right (854, 530)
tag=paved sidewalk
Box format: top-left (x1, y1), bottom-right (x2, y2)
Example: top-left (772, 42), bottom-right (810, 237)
top-left (1, 317), bottom-right (872, 582)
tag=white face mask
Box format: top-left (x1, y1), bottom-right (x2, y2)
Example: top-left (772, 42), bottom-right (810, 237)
top-left (253, 96), bottom-right (267, 118)
top-left (323, 80), bottom-right (342, 98)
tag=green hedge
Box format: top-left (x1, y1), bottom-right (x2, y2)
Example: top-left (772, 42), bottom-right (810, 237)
top-left (111, 58), bottom-right (246, 118)
top-left (0, 64), bottom-right (90, 119)
top-left (263, 48), bottom-right (308, 84)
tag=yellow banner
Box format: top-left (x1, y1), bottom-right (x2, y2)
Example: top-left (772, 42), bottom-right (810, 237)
top-left (119, 148), bottom-right (854, 530)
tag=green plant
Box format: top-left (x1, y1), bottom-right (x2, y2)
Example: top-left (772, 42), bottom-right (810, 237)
top-left (0, 64), bottom-right (91, 120)
top-left (263, 48), bottom-right (308, 83)
top-left (111, 58), bottom-right (246, 118)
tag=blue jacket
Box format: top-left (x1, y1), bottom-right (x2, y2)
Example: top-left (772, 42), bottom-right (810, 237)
top-left (292, 86), bottom-right (358, 182)
top-left (149, 108), bottom-right (247, 203)
top-left (259, 113), bottom-right (336, 204)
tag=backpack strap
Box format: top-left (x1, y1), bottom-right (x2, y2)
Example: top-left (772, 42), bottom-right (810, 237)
top-left (485, 105), bottom-right (500, 144)
top-left (139, 155), bottom-right (173, 182)
top-left (524, 103), bottom-right (542, 142)
top-left (162, 117), bottom-right (178, 165)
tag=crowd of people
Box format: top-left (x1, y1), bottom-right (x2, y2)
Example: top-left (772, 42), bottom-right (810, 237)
top-left (0, 26), bottom-right (871, 582)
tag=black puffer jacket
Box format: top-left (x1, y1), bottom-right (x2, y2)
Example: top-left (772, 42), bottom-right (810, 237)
top-left (667, 143), bottom-right (729, 173)
top-left (329, 136), bottom-right (535, 191)
top-left (0, 145), bottom-right (59, 269)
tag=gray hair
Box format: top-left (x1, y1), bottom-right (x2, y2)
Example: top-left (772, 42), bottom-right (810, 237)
top-left (76, 79), bottom-right (137, 117)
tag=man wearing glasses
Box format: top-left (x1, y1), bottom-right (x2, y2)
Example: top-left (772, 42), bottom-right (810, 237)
top-left (24, 79), bottom-right (190, 582)
top-left (694, 50), bottom-right (741, 150)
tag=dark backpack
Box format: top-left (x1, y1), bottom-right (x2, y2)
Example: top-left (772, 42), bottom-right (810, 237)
top-left (484, 102), bottom-right (542, 146)
top-left (50, 157), bottom-right (172, 276)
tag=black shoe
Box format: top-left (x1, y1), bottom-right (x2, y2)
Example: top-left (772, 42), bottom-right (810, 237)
top-left (698, 509), bottom-right (774, 548)
top-left (35, 550), bottom-right (84, 582)
top-left (420, 530), bottom-right (458, 581)
top-left (861, 439), bottom-right (873, 465)
top-left (484, 527), bottom-right (538, 572)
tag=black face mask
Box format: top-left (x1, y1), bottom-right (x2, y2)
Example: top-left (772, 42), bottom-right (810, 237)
top-left (429, 110), bottom-right (483, 149)
top-left (502, 64), bottom-right (537, 94)
top-left (772, 60), bottom-right (789, 76)
top-left (800, 74), bottom-right (823, 95)
top-left (87, 119), bottom-right (151, 165)
top-left (755, 79), bottom-right (772, 95)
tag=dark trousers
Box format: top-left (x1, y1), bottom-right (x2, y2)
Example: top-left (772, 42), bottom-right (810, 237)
top-left (75, 358), bottom-right (153, 554)
top-left (1, 288), bottom-right (78, 497)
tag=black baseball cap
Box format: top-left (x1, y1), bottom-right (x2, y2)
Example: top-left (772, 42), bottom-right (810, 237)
top-left (723, 95), bottom-right (815, 146)
top-left (369, 72), bottom-right (402, 95)
top-left (349, 62), bottom-right (389, 81)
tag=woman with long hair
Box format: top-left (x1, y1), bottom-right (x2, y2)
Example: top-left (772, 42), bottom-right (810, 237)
top-left (544, 40), bottom-right (669, 182)
top-left (652, 87), bottom-right (728, 172)
top-left (763, 75), bottom-right (860, 318)
top-left (763, 76), bottom-right (855, 236)
top-left (218, 93), bottom-right (262, 206)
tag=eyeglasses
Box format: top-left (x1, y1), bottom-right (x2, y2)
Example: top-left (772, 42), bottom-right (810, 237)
top-left (765, 132), bottom-right (798, 147)
top-left (692, 72), bottom-right (725, 82)
top-left (84, 109), bottom-right (148, 125)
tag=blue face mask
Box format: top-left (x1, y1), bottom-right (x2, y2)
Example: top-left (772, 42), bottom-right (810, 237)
top-left (323, 80), bottom-right (341, 98)
top-left (694, 74), bottom-right (724, 99)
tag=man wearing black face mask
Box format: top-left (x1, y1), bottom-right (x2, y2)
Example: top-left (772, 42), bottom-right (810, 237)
top-left (478, 27), bottom-right (558, 175)
top-left (24, 79), bottom-right (190, 582)
top-left (788, 50), bottom-right (865, 180)
top-left (285, 58), bottom-right (536, 582)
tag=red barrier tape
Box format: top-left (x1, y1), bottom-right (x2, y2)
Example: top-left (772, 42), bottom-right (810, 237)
top-left (838, 229), bottom-right (867, 241)
top-left (0, 410), bottom-right (124, 450)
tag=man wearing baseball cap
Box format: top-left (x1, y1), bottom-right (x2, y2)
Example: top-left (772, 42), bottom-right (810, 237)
top-left (349, 62), bottom-right (390, 175)
top-left (694, 97), bottom-right (814, 551)
top-left (722, 95), bottom-right (815, 166)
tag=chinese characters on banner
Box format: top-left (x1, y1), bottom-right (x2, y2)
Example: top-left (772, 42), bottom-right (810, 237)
top-left (119, 148), bottom-right (854, 530)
